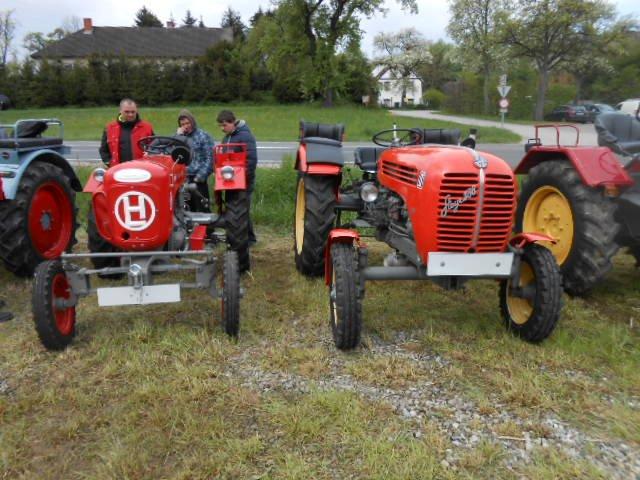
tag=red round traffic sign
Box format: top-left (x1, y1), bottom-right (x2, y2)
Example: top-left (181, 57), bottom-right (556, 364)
top-left (499, 98), bottom-right (509, 108)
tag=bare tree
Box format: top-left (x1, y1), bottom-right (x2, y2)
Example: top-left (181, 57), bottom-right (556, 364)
top-left (0, 10), bottom-right (16, 68)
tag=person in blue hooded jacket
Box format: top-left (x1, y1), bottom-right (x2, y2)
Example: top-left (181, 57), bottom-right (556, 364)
top-left (177, 109), bottom-right (215, 212)
top-left (217, 110), bottom-right (258, 244)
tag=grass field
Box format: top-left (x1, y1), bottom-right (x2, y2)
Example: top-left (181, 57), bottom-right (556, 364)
top-left (0, 104), bottom-right (522, 143)
top-left (1, 163), bottom-right (639, 478)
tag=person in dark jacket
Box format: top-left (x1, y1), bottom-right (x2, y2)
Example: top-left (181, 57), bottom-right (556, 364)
top-left (99, 98), bottom-right (154, 167)
top-left (176, 109), bottom-right (215, 212)
top-left (217, 110), bottom-right (258, 244)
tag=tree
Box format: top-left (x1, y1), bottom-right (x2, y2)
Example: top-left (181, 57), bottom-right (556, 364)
top-left (448, 0), bottom-right (508, 114)
top-left (182, 10), bottom-right (197, 27)
top-left (221, 7), bottom-right (246, 41)
top-left (23, 32), bottom-right (48, 55)
top-left (134, 6), bottom-right (163, 27)
top-left (501, 0), bottom-right (621, 120)
top-left (0, 10), bottom-right (16, 68)
top-left (263, 0), bottom-right (418, 106)
top-left (416, 40), bottom-right (460, 91)
top-left (198, 16), bottom-right (205, 28)
top-left (373, 28), bottom-right (431, 107)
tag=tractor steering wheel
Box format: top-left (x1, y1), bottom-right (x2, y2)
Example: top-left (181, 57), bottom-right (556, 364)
top-left (138, 136), bottom-right (190, 155)
top-left (372, 128), bottom-right (421, 148)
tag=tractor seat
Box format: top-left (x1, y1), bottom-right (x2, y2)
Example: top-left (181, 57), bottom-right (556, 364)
top-left (0, 138), bottom-right (63, 149)
top-left (415, 128), bottom-right (462, 145)
top-left (354, 147), bottom-right (386, 172)
top-left (299, 120), bottom-right (344, 143)
top-left (302, 137), bottom-right (344, 166)
top-left (595, 113), bottom-right (640, 155)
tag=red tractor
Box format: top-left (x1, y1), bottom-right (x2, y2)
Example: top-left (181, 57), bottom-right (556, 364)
top-left (32, 137), bottom-right (250, 350)
top-left (514, 120), bottom-right (639, 296)
top-left (294, 122), bottom-right (563, 349)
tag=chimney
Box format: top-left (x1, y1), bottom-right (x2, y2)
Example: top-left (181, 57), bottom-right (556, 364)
top-left (83, 18), bottom-right (93, 34)
top-left (166, 20), bottom-right (175, 28)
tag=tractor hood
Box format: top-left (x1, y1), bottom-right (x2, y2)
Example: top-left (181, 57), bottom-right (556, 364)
top-left (378, 145), bottom-right (517, 263)
top-left (91, 156), bottom-right (183, 251)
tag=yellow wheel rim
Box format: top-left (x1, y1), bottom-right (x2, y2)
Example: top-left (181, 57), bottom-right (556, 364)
top-left (523, 186), bottom-right (574, 265)
top-left (506, 262), bottom-right (535, 325)
top-left (295, 178), bottom-right (306, 255)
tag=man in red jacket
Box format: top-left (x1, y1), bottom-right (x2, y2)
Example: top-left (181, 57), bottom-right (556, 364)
top-left (99, 98), bottom-right (154, 167)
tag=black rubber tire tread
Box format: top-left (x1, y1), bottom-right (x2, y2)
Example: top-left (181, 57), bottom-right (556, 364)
top-left (87, 205), bottom-right (123, 278)
top-left (330, 243), bottom-right (362, 350)
top-left (221, 250), bottom-right (240, 337)
top-left (516, 160), bottom-right (619, 296)
top-left (294, 174), bottom-right (337, 277)
top-left (224, 190), bottom-right (250, 273)
top-left (499, 243), bottom-right (563, 342)
top-left (32, 260), bottom-right (75, 350)
top-left (0, 162), bottom-right (77, 277)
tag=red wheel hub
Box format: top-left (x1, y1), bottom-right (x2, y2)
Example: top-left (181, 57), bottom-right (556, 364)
top-left (28, 181), bottom-right (73, 258)
top-left (52, 273), bottom-right (75, 335)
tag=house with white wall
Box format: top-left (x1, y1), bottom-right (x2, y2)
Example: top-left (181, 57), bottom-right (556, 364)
top-left (374, 66), bottom-right (423, 108)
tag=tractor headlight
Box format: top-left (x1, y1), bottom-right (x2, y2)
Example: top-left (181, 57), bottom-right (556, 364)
top-left (360, 182), bottom-right (379, 203)
top-left (94, 168), bottom-right (106, 183)
top-left (221, 166), bottom-right (235, 180)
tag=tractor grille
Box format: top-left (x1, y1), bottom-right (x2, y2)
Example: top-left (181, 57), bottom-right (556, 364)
top-left (437, 173), bottom-right (515, 252)
top-left (381, 160), bottom-right (418, 186)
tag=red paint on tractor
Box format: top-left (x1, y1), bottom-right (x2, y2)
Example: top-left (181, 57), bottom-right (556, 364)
top-left (214, 143), bottom-right (247, 191)
top-left (28, 181), bottom-right (74, 258)
top-left (52, 272), bottom-right (75, 335)
top-left (189, 225), bottom-right (207, 250)
top-left (295, 144), bottom-right (342, 175)
top-left (510, 232), bottom-right (557, 249)
top-left (325, 229), bottom-right (361, 285)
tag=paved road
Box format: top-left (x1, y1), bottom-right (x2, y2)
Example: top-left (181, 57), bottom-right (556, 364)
top-left (67, 140), bottom-right (527, 168)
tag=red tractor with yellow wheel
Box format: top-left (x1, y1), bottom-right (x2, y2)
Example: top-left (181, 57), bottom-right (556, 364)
top-left (31, 137), bottom-right (250, 350)
top-left (514, 120), bottom-right (639, 296)
top-left (0, 119), bottom-right (80, 277)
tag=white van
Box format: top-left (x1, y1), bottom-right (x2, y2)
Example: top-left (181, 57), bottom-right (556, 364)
top-left (616, 98), bottom-right (640, 115)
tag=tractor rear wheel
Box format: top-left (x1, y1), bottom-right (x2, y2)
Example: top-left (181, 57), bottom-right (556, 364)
top-left (32, 260), bottom-right (76, 350)
top-left (0, 162), bottom-right (77, 277)
top-left (87, 205), bottom-right (123, 278)
top-left (516, 160), bottom-right (619, 296)
top-left (221, 250), bottom-right (240, 337)
top-left (329, 242), bottom-right (362, 350)
top-left (294, 174), bottom-right (337, 276)
top-left (224, 190), bottom-right (250, 273)
top-left (500, 243), bottom-right (562, 342)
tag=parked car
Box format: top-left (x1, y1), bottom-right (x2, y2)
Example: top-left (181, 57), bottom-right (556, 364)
top-left (544, 105), bottom-right (588, 123)
top-left (615, 99), bottom-right (640, 116)
top-left (583, 103), bottom-right (616, 123)
top-left (0, 94), bottom-right (10, 110)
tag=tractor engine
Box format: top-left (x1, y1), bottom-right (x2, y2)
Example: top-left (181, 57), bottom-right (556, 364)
top-left (92, 158), bottom-right (186, 251)
top-left (375, 145), bottom-right (517, 263)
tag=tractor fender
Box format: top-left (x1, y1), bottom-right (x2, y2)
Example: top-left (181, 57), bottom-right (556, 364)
top-left (0, 177), bottom-right (5, 201)
top-left (510, 232), bottom-right (556, 249)
top-left (82, 169), bottom-right (103, 193)
top-left (295, 143), bottom-right (343, 176)
top-left (514, 146), bottom-right (633, 188)
top-left (1, 149), bottom-right (81, 200)
top-left (324, 229), bottom-right (361, 285)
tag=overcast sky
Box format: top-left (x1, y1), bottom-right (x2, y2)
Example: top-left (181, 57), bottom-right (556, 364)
top-left (4, 0), bottom-right (639, 60)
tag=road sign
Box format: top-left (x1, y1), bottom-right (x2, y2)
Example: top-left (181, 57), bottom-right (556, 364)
top-left (499, 74), bottom-right (507, 86)
top-left (499, 98), bottom-right (509, 109)
top-left (497, 85), bottom-right (511, 98)
top-left (500, 108), bottom-right (508, 113)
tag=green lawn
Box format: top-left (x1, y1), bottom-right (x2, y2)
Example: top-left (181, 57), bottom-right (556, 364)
top-left (0, 104), bottom-right (521, 143)
top-left (1, 163), bottom-right (638, 478)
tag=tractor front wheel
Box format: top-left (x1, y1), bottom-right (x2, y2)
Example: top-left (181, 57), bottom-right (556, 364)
top-left (500, 243), bottom-right (562, 342)
top-left (0, 162), bottom-right (77, 277)
top-left (516, 160), bottom-right (619, 295)
top-left (329, 242), bottom-right (362, 350)
top-left (32, 260), bottom-right (76, 350)
top-left (294, 174), bottom-right (338, 276)
top-left (224, 190), bottom-right (250, 273)
top-left (221, 250), bottom-right (240, 337)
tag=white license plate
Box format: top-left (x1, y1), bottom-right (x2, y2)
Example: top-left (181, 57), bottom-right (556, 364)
top-left (427, 252), bottom-right (514, 277)
top-left (97, 284), bottom-right (181, 306)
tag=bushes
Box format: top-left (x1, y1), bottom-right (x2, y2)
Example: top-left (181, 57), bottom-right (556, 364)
top-left (423, 88), bottom-right (445, 110)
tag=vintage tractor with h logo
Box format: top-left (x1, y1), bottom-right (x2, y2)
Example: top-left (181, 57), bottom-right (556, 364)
top-left (0, 119), bottom-right (80, 277)
top-left (293, 122), bottom-right (563, 349)
top-left (32, 136), bottom-right (250, 350)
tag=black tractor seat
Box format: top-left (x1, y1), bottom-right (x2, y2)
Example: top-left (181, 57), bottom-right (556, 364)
top-left (0, 138), bottom-right (63, 149)
top-left (595, 113), bottom-right (640, 155)
top-left (354, 147), bottom-right (386, 172)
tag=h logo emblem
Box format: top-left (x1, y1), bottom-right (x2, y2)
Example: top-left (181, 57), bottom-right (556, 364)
top-left (115, 191), bottom-right (156, 231)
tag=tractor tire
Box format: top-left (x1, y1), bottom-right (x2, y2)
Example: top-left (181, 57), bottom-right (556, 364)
top-left (329, 242), bottom-right (362, 350)
top-left (87, 205), bottom-right (123, 278)
top-left (224, 190), bottom-right (250, 273)
top-left (221, 250), bottom-right (240, 337)
top-left (0, 162), bottom-right (77, 277)
top-left (294, 174), bottom-right (338, 276)
top-left (32, 260), bottom-right (76, 350)
top-left (516, 160), bottom-right (619, 296)
top-left (500, 243), bottom-right (562, 342)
